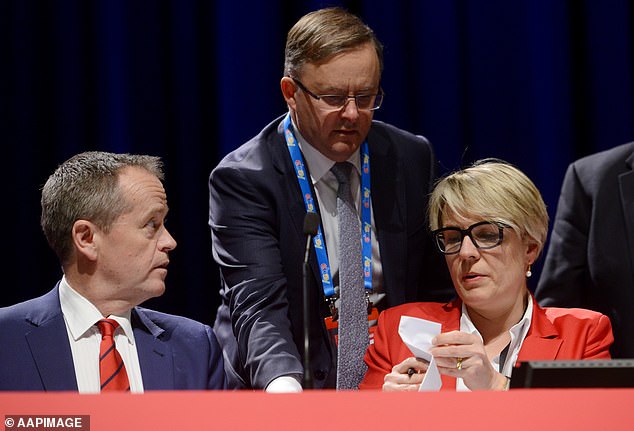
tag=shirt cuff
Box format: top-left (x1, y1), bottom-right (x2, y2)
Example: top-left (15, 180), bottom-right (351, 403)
top-left (265, 376), bottom-right (303, 393)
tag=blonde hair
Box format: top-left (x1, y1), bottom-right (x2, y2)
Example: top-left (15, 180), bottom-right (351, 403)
top-left (429, 159), bottom-right (549, 256)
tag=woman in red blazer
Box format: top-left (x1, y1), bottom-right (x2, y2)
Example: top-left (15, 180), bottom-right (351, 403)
top-left (360, 159), bottom-right (613, 391)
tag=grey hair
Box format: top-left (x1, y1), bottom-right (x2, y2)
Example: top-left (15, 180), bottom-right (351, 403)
top-left (40, 151), bottom-right (164, 264)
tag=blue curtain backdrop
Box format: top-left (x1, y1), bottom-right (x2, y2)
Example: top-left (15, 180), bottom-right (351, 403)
top-left (2, 0), bottom-right (633, 325)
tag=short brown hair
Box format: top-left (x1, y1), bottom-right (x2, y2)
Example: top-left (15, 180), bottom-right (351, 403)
top-left (284, 7), bottom-right (384, 77)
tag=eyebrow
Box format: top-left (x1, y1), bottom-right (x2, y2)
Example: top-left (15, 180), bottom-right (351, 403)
top-left (315, 83), bottom-right (378, 94)
top-left (144, 203), bottom-right (169, 218)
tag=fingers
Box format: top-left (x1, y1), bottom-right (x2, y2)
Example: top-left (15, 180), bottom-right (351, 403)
top-left (382, 357), bottom-right (429, 392)
top-left (435, 354), bottom-right (495, 390)
top-left (434, 356), bottom-right (469, 374)
top-left (395, 356), bottom-right (429, 375)
top-left (429, 331), bottom-right (486, 378)
top-left (383, 380), bottom-right (422, 392)
top-left (432, 330), bottom-right (478, 347)
top-left (430, 330), bottom-right (480, 365)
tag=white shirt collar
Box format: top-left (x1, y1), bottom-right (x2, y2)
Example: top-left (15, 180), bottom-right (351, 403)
top-left (459, 298), bottom-right (532, 340)
top-left (59, 276), bottom-right (135, 345)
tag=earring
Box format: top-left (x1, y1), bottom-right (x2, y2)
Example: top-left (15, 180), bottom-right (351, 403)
top-left (526, 264), bottom-right (532, 278)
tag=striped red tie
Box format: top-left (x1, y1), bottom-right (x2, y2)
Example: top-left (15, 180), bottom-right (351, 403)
top-left (97, 319), bottom-right (130, 392)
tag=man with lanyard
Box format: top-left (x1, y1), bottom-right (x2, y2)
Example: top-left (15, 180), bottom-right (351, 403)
top-left (209, 7), bottom-right (454, 391)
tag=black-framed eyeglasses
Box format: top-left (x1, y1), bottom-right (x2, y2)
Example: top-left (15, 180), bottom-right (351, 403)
top-left (432, 221), bottom-right (507, 255)
top-left (291, 77), bottom-right (384, 111)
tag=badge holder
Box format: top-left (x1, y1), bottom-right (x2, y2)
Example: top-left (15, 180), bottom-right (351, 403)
top-left (324, 292), bottom-right (379, 345)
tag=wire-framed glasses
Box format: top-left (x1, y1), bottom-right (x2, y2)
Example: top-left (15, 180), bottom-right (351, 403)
top-left (291, 77), bottom-right (384, 111)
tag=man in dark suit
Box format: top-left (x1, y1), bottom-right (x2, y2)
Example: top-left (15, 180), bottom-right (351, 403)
top-left (0, 151), bottom-right (225, 391)
top-left (536, 141), bottom-right (634, 358)
top-left (209, 7), bottom-right (454, 391)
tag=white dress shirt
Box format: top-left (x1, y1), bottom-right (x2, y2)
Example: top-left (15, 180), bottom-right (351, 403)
top-left (59, 276), bottom-right (144, 393)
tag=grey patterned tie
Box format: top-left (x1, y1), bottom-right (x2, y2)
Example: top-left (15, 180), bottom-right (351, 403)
top-left (330, 161), bottom-right (368, 390)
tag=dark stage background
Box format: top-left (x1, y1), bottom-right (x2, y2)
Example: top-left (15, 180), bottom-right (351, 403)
top-left (2, 0), bottom-right (633, 326)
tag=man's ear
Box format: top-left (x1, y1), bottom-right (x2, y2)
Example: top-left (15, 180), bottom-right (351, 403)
top-left (280, 76), bottom-right (298, 110)
top-left (72, 220), bottom-right (98, 261)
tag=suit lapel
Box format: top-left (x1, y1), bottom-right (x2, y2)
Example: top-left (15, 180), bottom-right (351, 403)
top-left (618, 151), bottom-right (634, 282)
top-left (133, 308), bottom-right (174, 390)
top-left (24, 287), bottom-right (77, 390)
top-left (367, 129), bottom-right (406, 305)
top-left (517, 300), bottom-right (562, 361)
top-left (517, 335), bottom-right (562, 361)
top-left (272, 118), bottom-right (326, 297)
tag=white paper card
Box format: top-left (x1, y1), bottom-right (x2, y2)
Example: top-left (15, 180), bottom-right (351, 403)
top-left (419, 356), bottom-right (442, 391)
top-left (398, 315), bottom-right (443, 391)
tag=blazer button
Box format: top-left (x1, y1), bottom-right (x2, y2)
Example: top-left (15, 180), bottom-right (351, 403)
top-left (314, 370), bottom-right (326, 381)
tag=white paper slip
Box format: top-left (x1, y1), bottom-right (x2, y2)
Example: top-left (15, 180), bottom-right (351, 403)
top-left (398, 315), bottom-right (443, 391)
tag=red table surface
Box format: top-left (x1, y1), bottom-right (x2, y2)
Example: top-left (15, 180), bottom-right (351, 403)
top-left (1, 388), bottom-right (633, 431)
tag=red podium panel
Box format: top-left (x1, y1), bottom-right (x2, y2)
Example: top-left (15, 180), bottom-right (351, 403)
top-left (1, 389), bottom-right (633, 431)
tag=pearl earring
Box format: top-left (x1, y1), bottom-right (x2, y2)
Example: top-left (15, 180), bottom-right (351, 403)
top-left (526, 264), bottom-right (532, 278)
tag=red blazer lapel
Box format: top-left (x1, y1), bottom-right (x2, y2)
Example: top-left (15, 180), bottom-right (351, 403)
top-left (517, 298), bottom-right (562, 361)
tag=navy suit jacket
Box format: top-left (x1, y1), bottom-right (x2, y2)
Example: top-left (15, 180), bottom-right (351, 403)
top-left (209, 115), bottom-right (454, 389)
top-left (0, 284), bottom-right (226, 390)
top-left (536, 141), bottom-right (634, 358)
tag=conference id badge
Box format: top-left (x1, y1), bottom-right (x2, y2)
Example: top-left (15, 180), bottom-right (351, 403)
top-left (325, 306), bottom-right (379, 346)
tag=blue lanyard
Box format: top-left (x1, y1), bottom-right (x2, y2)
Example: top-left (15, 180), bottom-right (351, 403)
top-left (283, 114), bottom-right (373, 298)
